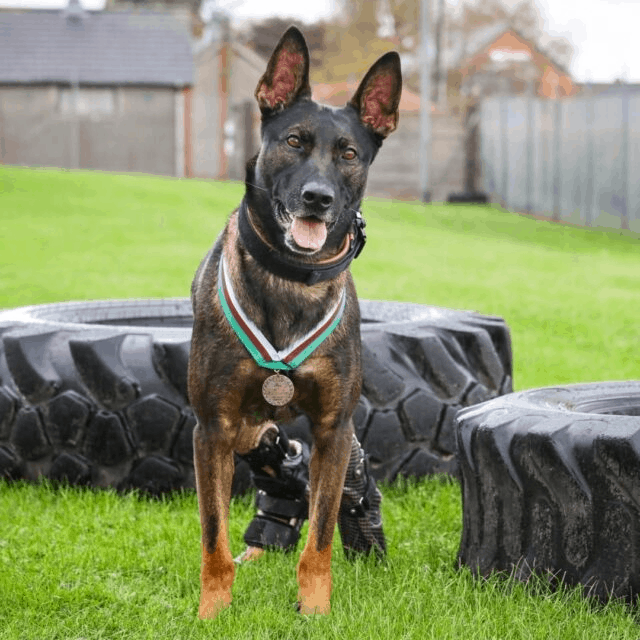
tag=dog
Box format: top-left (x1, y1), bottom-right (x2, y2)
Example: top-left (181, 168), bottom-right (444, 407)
top-left (187, 26), bottom-right (401, 618)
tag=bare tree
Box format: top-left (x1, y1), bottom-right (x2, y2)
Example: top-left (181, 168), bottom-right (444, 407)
top-left (387, 0), bottom-right (419, 40)
top-left (544, 36), bottom-right (574, 70)
top-left (509, 0), bottom-right (542, 41)
top-left (336, 0), bottom-right (380, 45)
top-left (241, 17), bottom-right (327, 67)
top-left (432, 0), bottom-right (446, 104)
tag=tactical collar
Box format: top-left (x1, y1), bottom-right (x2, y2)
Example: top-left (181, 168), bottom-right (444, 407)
top-left (238, 200), bottom-right (366, 286)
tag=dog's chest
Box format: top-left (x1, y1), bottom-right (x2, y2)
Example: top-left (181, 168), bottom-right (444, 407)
top-left (221, 259), bottom-right (343, 360)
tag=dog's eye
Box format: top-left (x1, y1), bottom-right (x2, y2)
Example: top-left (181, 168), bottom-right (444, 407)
top-left (342, 148), bottom-right (357, 160)
top-left (287, 135), bottom-right (301, 148)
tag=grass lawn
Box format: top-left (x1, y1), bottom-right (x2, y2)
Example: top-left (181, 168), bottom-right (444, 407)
top-left (1, 165), bottom-right (639, 638)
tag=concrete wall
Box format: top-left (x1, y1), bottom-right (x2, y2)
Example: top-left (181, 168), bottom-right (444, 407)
top-left (366, 112), bottom-right (466, 202)
top-left (0, 84), bottom-right (180, 176)
top-left (192, 44), bottom-right (222, 179)
top-left (191, 41), bottom-right (263, 181)
top-left (226, 44), bottom-right (264, 180)
top-left (0, 49), bottom-right (467, 199)
top-left (191, 37), bottom-right (467, 196)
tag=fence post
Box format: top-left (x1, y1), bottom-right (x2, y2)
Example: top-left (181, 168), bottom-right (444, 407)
top-left (585, 98), bottom-right (595, 226)
top-left (621, 90), bottom-right (630, 230)
top-left (242, 100), bottom-right (255, 167)
top-left (552, 100), bottom-right (561, 221)
top-left (464, 104), bottom-right (479, 192)
top-left (526, 98), bottom-right (534, 214)
top-left (500, 97), bottom-right (509, 209)
top-left (418, 0), bottom-right (432, 203)
top-left (70, 80), bottom-right (80, 170)
top-left (218, 14), bottom-right (231, 179)
top-left (183, 87), bottom-right (193, 178)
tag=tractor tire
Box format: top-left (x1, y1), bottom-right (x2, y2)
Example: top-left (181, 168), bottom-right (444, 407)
top-left (0, 298), bottom-right (512, 494)
top-left (289, 300), bottom-right (513, 482)
top-left (456, 381), bottom-right (640, 603)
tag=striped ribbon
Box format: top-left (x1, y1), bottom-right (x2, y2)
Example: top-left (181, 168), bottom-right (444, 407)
top-left (218, 256), bottom-right (346, 370)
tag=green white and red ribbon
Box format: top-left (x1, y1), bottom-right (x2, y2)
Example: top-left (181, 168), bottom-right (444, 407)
top-left (218, 256), bottom-right (346, 371)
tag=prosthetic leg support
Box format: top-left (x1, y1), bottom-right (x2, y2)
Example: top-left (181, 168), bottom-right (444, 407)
top-left (238, 425), bottom-right (385, 560)
top-left (338, 434), bottom-right (386, 558)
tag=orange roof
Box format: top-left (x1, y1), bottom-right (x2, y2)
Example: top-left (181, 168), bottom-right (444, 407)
top-left (312, 82), bottom-right (438, 114)
top-left (458, 28), bottom-right (577, 97)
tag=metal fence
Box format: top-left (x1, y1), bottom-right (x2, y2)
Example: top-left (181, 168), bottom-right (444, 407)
top-left (479, 94), bottom-right (640, 232)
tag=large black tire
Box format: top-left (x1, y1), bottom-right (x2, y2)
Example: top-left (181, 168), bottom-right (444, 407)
top-left (456, 382), bottom-right (640, 603)
top-left (319, 300), bottom-right (512, 482)
top-left (0, 298), bottom-right (512, 494)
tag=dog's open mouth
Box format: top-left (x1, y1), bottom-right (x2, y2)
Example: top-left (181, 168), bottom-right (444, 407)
top-left (290, 216), bottom-right (328, 251)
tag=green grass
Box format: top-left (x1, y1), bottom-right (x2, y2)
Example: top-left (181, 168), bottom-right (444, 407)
top-left (1, 165), bottom-right (639, 638)
top-left (1, 479), bottom-right (638, 640)
top-left (1, 165), bottom-right (638, 390)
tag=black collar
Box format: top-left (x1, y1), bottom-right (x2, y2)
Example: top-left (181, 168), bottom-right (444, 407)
top-left (237, 201), bottom-right (367, 285)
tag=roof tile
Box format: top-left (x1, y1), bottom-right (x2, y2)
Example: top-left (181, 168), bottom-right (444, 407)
top-left (0, 9), bottom-right (193, 86)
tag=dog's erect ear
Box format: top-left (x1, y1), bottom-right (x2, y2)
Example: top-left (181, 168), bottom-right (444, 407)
top-left (255, 26), bottom-right (311, 116)
top-left (349, 52), bottom-right (402, 139)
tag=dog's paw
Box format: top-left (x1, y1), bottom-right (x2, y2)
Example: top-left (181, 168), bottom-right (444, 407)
top-left (296, 580), bottom-right (331, 615)
top-left (296, 599), bottom-right (331, 615)
top-left (198, 590), bottom-right (232, 620)
top-left (233, 546), bottom-right (266, 564)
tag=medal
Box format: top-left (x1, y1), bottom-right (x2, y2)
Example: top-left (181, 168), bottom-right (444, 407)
top-left (262, 372), bottom-right (295, 406)
top-left (218, 256), bottom-right (345, 407)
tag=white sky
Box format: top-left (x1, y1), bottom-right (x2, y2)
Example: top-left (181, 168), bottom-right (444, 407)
top-left (1, 0), bottom-right (638, 83)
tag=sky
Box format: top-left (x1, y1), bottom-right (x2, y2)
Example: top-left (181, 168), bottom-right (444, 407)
top-left (0, 0), bottom-right (638, 83)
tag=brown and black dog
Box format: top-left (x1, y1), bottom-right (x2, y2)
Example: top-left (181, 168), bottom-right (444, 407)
top-left (187, 26), bottom-right (401, 618)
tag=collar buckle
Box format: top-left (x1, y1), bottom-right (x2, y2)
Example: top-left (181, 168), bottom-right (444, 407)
top-left (352, 211), bottom-right (367, 260)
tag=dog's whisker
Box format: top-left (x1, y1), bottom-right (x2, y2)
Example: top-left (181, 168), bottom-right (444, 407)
top-left (245, 181), bottom-right (270, 193)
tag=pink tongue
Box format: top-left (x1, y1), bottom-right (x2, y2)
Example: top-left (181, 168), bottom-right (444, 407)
top-left (291, 217), bottom-right (327, 250)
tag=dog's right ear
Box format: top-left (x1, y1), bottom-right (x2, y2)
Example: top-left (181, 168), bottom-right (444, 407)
top-left (255, 26), bottom-right (311, 117)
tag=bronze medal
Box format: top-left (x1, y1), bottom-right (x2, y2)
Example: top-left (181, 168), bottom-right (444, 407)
top-left (262, 372), bottom-right (294, 406)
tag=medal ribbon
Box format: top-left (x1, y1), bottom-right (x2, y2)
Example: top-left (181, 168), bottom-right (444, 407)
top-left (218, 256), bottom-right (347, 370)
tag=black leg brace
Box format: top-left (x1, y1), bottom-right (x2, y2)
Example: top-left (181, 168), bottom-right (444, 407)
top-left (238, 426), bottom-right (385, 558)
top-left (338, 434), bottom-right (386, 558)
top-left (240, 426), bottom-right (309, 552)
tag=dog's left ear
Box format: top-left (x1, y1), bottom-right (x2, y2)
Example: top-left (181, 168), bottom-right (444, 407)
top-left (349, 52), bottom-right (402, 139)
top-left (255, 26), bottom-right (311, 117)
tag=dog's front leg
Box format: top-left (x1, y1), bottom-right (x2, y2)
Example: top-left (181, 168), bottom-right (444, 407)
top-left (193, 423), bottom-right (236, 619)
top-left (297, 420), bottom-right (353, 615)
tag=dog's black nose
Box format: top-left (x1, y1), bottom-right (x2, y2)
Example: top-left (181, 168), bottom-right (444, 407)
top-left (301, 182), bottom-right (335, 211)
